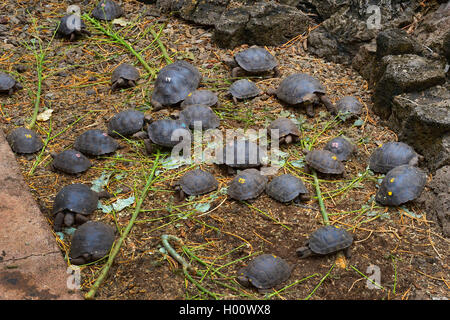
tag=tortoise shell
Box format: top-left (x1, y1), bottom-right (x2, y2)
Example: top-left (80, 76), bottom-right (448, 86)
top-left (308, 225), bottom-right (353, 255)
top-left (74, 129), bottom-right (119, 156)
top-left (6, 127), bottom-right (43, 154)
top-left (305, 149), bottom-right (345, 174)
top-left (234, 47), bottom-right (278, 73)
top-left (229, 79), bottom-right (261, 99)
top-left (51, 149), bottom-right (92, 174)
top-left (237, 254), bottom-right (291, 290)
top-left (179, 169), bottom-right (218, 196)
top-left (111, 63), bottom-right (140, 82)
top-left (266, 174), bottom-right (308, 203)
top-left (91, 0), bottom-right (123, 21)
top-left (147, 119), bottom-right (191, 148)
top-left (52, 183), bottom-right (99, 217)
top-left (369, 142), bottom-right (419, 174)
top-left (335, 96), bottom-right (363, 118)
top-left (375, 165), bottom-right (427, 206)
top-left (0, 72), bottom-right (21, 93)
top-left (178, 104), bottom-right (220, 130)
top-left (151, 60), bottom-right (202, 107)
top-left (267, 117), bottom-right (300, 140)
top-left (218, 140), bottom-right (266, 169)
top-left (324, 136), bottom-right (356, 161)
top-left (69, 221), bottom-right (115, 265)
top-left (107, 109), bottom-right (145, 137)
top-left (227, 168), bottom-right (268, 201)
top-left (56, 14), bottom-right (87, 37)
top-left (180, 89), bottom-right (219, 108)
top-left (275, 73), bottom-right (326, 105)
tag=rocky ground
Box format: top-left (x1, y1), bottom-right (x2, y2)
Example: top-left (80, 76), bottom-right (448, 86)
top-left (0, 0), bottom-right (448, 300)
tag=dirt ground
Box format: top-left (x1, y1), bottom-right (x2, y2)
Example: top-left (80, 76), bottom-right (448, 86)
top-left (0, 0), bottom-right (448, 300)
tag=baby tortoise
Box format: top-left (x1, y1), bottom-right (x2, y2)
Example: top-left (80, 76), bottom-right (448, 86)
top-left (335, 96), bottom-right (363, 120)
top-left (224, 46), bottom-right (280, 78)
top-left (266, 174), bottom-right (310, 203)
top-left (324, 136), bottom-right (356, 161)
top-left (305, 149), bottom-right (345, 175)
top-left (73, 129), bottom-right (119, 156)
top-left (217, 139), bottom-right (266, 173)
top-left (144, 119), bottom-right (191, 154)
top-left (56, 14), bottom-right (90, 41)
top-left (51, 149), bottom-right (92, 175)
top-left (107, 109), bottom-right (149, 138)
top-left (52, 183), bottom-right (110, 231)
top-left (228, 79), bottom-right (262, 103)
top-left (375, 165), bottom-right (427, 206)
top-left (151, 60), bottom-right (202, 111)
top-left (236, 254), bottom-right (292, 292)
top-left (111, 63), bottom-right (140, 91)
top-left (297, 225), bottom-right (353, 258)
top-left (91, 0), bottom-right (123, 21)
top-left (268, 73), bottom-right (337, 117)
top-left (180, 89), bottom-right (219, 109)
top-left (173, 169), bottom-right (218, 201)
top-left (227, 168), bottom-right (268, 201)
top-left (178, 104), bottom-right (220, 130)
top-left (0, 72), bottom-right (22, 95)
top-left (69, 221), bottom-right (115, 265)
top-left (6, 127), bottom-right (43, 154)
top-left (369, 142), bottom-right (421, 174)
top-left (268, 117), bottom-right (300, 145)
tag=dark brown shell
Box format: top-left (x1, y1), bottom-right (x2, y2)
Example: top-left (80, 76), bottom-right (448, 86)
top-left (237, 254), bottom-right (291, 290)
top-left (51, 149), bottom-right (92, 174)
top-left (218, 140), bottom-right (266, 169)
top-left (324, 137), bottom-right (356, 161)
top-left (375, 165), bottom-right (427, 206)
top-left (74, 129), bottom-right (119, 156)
top-left (275, 73), bottom-right (325, 105)
top-left (147, 119), bottom-right (191, 148)
top-left (335, 96), bottom-right (363, 118)
top-left (91, 0), bottom-right (123, 21)
top-left (227, 168), bottom-right (268, 201)
top-left (179, 169), bottom-right (218, 196)
top-left (266, 174), bottom-right (308, 202)
top-left (268, 118), bottom-right (300, 139)
top-left (369, 142), bottom-right (419, 173)
top-left (178, 104), bottom-right (220, 130)
top-left (229, 79), bottom-right (261, 99)
top-left (180, 90), bottom-right (218, 108)
top-left (69, 221), bottom-right (115, 264)
top-left (305, 149), bottom-right (345, 174)
top-left (111, 63), bottom-right (140, 83)
top-left (107, 109), bottom-right (145, 137)
top-left (308, 225), bottom-right (353, 255)
top-left (6, 127), bottom-right (43, 154)
top-left (234, 47), bottom-right (278, 73)
top-left (52, 184), bottom-right (98, 216)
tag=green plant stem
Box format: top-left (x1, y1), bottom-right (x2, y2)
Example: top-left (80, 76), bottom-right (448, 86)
top-left (304, 264), bottom-right (335, 300)
top-left (85, 152), bottom-right (161, 299)
top-left (311, 168), bottom-right (329, 225)
top-left (83, 14), bottom-right (156, 79)
top-left (149, 25), bottom-right (173, 64)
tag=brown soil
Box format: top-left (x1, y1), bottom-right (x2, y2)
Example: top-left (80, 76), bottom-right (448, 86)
top-left (0, 1), bottom-right (448, 300)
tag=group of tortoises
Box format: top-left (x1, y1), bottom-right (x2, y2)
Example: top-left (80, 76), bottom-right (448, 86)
top-left (1, 0), bottom-right (429, 292)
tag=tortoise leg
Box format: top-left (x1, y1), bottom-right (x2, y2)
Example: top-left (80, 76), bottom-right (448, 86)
top-left (305, 103), bottom-right (315, 118)
top-left (296, 241), bottom-right (312, 258)
top-left (344, 246), bottom-right (352, 259)
top-left (64, 213), bottom-right (75, 228)
top-left (53, 212), bottom-right (65, 231)
top-left (127, 79), bottom-right (136, 88)
top-left (69, 32), bottom-right (76, 41)
top-left (284, 135), bottom-right (293, 144)
top-left (70, 256), bottom-right (87, 266)
top-left (318, 94), bottom-right (337, 115)
top-left (273, 66), bottom-right (281, 78)
top-left (231, 67), bottom-right (243, 78)
top-left (151, 99), bottom-right (165, 111)
top-left (74, 213), bottom-right (89, 225)
top-left (143, 139), bottom-right (153, 155)
top-left (112, 78), bottom-right (124, 91)
top-left (232, 96), bottom-right (238, 104)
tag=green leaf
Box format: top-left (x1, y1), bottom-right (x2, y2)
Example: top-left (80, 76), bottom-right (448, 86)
top-left (353, 119), bottom-right (364, 127)
top-left (194, 202), bottom-right (211, 213)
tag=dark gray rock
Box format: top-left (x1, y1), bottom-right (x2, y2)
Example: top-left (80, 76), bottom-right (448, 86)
top-left (372, 54), bottom-right (446, 119)
top-left (388, 83), bottom-right (450, 172)
top-left (418, 166), bottom-right (450, 237)
top-left (213, 2), bottom-right (313, 48)
top-left (376, 28), bottom-right (418, 59)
